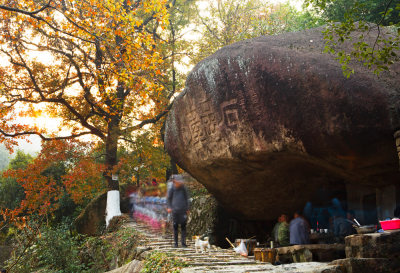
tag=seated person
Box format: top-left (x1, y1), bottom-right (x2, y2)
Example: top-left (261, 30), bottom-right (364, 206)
top-left (334, 213), bottom-right (355, 238)
top-left (278, 214), bottom-right (290, 246)
top-left (345, 210), bottom-right (358, 229)
top-left (289, 211), bottom-right (310, 245)
top-left (271, 215), bottom-right (283, 243)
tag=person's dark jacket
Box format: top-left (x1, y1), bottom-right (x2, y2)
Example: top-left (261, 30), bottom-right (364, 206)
top-left (167, 186), bottom-right (189, 214)
top-left (334, 217), bottom-right (355, 237)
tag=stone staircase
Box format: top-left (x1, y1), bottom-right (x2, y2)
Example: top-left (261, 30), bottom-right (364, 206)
top-left (127, 220), bottom-right (259, 267)
top-left (126, 220), bottom-right (341, 273)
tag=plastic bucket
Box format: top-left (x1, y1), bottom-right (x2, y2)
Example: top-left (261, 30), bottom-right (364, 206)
top-left (380, 219), bottom-right (400, 230)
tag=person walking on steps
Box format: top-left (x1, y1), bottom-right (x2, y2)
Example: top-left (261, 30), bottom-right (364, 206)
top-left (167, 174), bottom-right (190, 247)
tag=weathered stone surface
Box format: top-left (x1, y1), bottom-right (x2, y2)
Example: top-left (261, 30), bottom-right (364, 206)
top-left (182, 262), bottom-right (343, 273)
top-left (106, 259), bottom-right (144, 273)
top-left (187, 195), bottom-right (218, 241)
top-left (164, 26), bottom-right (400, 221)
top-left (73, 192), bottom-right (107, 236)
top-left (276, 244), bottom-right (345, 263)
top-left (330, 258), bottom-right (397, 273)
top-left (345, 231), bottom-right (400, 262)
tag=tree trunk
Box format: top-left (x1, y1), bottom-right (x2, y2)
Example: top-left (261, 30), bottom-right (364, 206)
top-left (104, 118), bottom-right (122, 226)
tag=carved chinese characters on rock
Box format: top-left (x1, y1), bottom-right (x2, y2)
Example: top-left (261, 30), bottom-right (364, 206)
top-left (221, 99), bottom-right (239, 130)
top-left (181, 92), bottom-right (242, 156)
top-left (183, 94), bottom-right (219, 150)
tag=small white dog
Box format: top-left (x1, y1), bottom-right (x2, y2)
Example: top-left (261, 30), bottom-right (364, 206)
top-left (193, 235), bottom-right (211, 253)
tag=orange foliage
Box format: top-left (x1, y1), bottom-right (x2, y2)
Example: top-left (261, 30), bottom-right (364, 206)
top-left (3, 140), bottom-right (105, 223)
top-left (0, 0), bottom-right (172, 224)
top-left (63, 158), bottom-right (105, 204)
top-left (0, 0), bottom-right (171, 186)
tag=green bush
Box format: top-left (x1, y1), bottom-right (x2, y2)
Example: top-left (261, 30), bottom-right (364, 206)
top-left (80, 226), bottom-right (142, 272)
top-left (5, 221), bottom-right (87, 273)
top-left (141, 251), bottom-right (187, 273)
top-left (5, 219), bottom-right (142, 273)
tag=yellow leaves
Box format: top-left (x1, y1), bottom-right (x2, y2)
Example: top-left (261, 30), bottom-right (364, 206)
top-left (135, 20), bottom-right (143, 28)
top-left (0, 0), bottom-right (170, 157)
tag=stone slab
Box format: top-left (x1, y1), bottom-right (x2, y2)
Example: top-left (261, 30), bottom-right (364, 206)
top-left (345, 231), bottom-right (400, 260)
top-left (276, 244), bottom-right (345, 263)
top-left (330, 258), bottom-right (399, 273)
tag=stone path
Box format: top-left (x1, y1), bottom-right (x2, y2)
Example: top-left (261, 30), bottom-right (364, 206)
top-left (127, 220), bottom-right (259, 268)
top-left (127, 220), bottom-right (341, 273)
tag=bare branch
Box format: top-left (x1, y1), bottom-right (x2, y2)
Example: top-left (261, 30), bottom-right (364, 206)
top-left (0, 2), bottom-right (94, 44)
top-left (0, 0), bottom-right (52, 16)
top-left (0, 129), bottom-right (94, 141)
top-left (372, 0), bottom-right (394, 52)
top-left (123, 102), bottom-right (173, 133)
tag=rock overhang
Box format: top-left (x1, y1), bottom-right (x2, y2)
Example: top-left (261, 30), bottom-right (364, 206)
top-left (164, 27), bottom-right (400, 221)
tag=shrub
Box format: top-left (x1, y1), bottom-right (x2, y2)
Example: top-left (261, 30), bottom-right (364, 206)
top-left (5, 221), bottom-right (87, 273)
top-left (81, 226), bottom-right (143, 272)
top-left (5, 219), bottom-right (142, 272)
top-left (106, 215), bottom-right (130, 233)
top-left (141, 251), bottom-right (188, 273)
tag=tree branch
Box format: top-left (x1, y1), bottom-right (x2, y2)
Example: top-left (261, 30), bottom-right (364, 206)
top-left (0, 0), bottom-right (52, 16)
top-left (0, 129), bottom-right (94, 141)
top-left (123, 102), bottom-right (173, 133)
top-left (372, 0), bottom-right (394, 52)
top-left (0, 2), bottom-right (94, 44)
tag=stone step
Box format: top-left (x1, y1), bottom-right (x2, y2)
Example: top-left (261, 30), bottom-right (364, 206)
top-left (182, 265), bottom-right (275, 272)
top-left (117, 215), bottom-right (345, 273)
top-left (188, 260), bottom-right (259, 267)
top-left (174, 253), bottom-right (234, 258)
top-left (166, 254), bottom-right (235, 261)
top-left (125, 219), bottom-right (264, 271)
top-left (147, 242), bottom-right (194, 246)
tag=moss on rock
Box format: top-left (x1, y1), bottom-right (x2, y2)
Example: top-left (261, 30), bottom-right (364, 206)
top-left (73, 192), bottom-right (107, 236)
top-left (187, 195), bottom-right (218, 243)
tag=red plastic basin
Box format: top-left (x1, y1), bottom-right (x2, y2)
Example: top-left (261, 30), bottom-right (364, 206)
top-left (380, 219), bottom-right (400, 230)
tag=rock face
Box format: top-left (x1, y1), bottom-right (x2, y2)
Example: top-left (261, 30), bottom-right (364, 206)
top-left (187, 195), bottom-right (218, 240)
top-left (330, 258), bottom-right (396, 273)
top-left (345, 231), bottom-right (400, 261)
top-left (164, 27), bottom-right (400, 221)
top-left (73, 192), bottom-right (107, 236)
top-left (106, 260), bottom-right (143, 273)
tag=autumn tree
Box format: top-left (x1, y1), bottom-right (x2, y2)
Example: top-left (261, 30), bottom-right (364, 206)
top-left (142, 0), bottom-right (198, 178)
top-left (191, 0), bottom-right (321, 64)
top-left (0, 151), bottom-right (32, 211)
top-left (0, 0), bottom-right (174, 224)
top-left (3, 140), bottom-right (105, 219)
top-left (117, 128), bottom-right (170, 186)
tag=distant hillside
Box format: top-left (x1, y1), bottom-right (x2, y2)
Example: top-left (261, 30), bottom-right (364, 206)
top-left (16, 137), bottom-right (42, 156)
top-left (0, 145), bottom-right (10, 171)
top-left (0, 137), bottom-right (41, 171)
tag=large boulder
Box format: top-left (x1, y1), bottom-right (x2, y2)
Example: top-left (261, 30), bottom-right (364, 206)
top-left (164, 27), bottom-right (400, 221)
